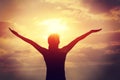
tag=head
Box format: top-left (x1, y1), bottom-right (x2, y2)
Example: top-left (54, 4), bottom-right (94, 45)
top-left (48, 33), bottom-right (60, 48)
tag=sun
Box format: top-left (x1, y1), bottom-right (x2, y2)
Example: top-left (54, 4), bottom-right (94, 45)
top-left (41, 18), bottom-right (67, 34)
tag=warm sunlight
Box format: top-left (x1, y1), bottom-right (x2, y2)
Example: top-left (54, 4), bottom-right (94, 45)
top-left (41, 19), bottom-right (67, 34)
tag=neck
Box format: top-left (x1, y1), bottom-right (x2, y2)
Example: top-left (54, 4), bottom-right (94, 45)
top-left (49, 45), bottom-right (59, 50)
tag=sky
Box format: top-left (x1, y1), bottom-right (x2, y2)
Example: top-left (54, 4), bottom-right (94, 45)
top-left (0, 0), bottom-right (120, 80)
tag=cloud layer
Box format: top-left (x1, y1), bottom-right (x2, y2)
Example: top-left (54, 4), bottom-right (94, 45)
top-left (0, 0), bottom-right (120, 80)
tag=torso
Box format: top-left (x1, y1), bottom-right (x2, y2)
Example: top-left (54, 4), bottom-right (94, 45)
top-left (43, 49), bottom-right (67, 80)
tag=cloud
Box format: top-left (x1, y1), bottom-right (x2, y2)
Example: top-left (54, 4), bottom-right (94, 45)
top-left (0, 0), bottom-right (120, 80)
top-left (0, 48), bottom-right (45, 80)
top-left (97, 45), bottom-right (120, 80)
top-left (0, 0), bottom-right (19, 20)
top-left (81, 0), bottom-right (120, 13)
top-left (80, 30), bottom-right (120, 48)
top-left (78, 44), bottom-right (120, 63)
top-left (66, 43), bottom-right (120, 80)
top-left (0, 22), bottom-right (13, 38)
top-left (108, 31), bottom-right (120, 43)
top-left (110, 7), bottom-right (120, 22)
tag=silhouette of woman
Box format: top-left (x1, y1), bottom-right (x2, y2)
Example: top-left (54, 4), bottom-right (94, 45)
top-left (9, 28), bottom-right (101, 80)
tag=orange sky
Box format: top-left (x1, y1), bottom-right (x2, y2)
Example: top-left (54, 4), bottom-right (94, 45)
top-left (0, 0), bottom-right (120, 80)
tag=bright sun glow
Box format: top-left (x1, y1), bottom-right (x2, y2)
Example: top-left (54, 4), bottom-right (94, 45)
top-left (41, 19), bottom-right (67, 34)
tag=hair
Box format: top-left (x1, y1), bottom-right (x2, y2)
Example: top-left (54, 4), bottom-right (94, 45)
top-left (48, 33), bottom-right (60, 45)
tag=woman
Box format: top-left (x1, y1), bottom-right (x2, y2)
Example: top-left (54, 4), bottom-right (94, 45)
top-left (9, 28), bottom-right (101, 80)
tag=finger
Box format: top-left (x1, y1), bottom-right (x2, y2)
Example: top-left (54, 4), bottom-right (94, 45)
top-left (9, 28), bottom-right (12, 31)
top-left (98, 29), bottom-right (102, 31)
top-left (9, 28), bottom-right (14, 32)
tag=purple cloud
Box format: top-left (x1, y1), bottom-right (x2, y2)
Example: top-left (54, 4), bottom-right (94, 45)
top-left (81, 0), bottom-right (120, 13)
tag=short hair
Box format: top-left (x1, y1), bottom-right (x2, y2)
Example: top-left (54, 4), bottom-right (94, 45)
top-left (48, 33), bottom-right (60, 45)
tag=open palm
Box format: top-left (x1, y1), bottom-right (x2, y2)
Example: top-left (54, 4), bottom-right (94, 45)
top-left (91, 29), bottom-right (102, 33)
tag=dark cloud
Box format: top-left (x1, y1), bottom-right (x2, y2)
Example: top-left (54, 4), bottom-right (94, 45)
top-left (108, 31), bottom-right (120, 43)
top-left (97, 45), bottom-right (120, 80)
top-left (82, 30), bottom-right (120, 46)
top-left (73, 44), bottom-right (120, 80)
top-left (67, 44), bottom-right (120, 80)
top-left (79, 44), bottom-right (120, 59)
top-left (0, 49), bottom-right (45, 80)
top-left (0, 0), bottom-right (19, 20)
top-left (0, 51), bottom-right (20, 80)
top-left (81, 0), bottom-right (120, 13)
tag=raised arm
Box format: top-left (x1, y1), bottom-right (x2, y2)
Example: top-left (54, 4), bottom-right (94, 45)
top-left (9, 28), bottom-right (47, 55)
top-left (62, 29), bottom-right (102, 53)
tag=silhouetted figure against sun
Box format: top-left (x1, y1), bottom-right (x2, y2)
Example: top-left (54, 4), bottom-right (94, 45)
top-left (9, 28), bottom-right (101, 80)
